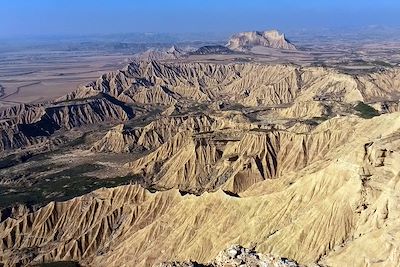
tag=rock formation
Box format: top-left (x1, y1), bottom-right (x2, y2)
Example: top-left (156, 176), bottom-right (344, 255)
top-left (227, 30), bottom-right (296, 51)
top-left (157, 245), bottom-right (299, 267)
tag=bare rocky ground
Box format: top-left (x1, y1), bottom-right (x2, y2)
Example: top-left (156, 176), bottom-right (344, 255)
top-left (157, 245), bottom-right (300, 267)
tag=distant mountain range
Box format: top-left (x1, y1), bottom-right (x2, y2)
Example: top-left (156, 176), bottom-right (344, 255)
top-left (133, 29), bottom-right (297, 60)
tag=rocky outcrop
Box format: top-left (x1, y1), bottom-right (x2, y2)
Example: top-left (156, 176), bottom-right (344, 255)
top-left (227, 30), bottom-right (296, 51)
top-left (211, 245), bottom-right (299, 267)
top-left (356, 68), bottom-right (400, 102)
top-left (371, 100), bottom-right (400, 113)
top-left (275, 100), bottom-right (329, 119)
top-left (156, 245), bottom-right (299, 267)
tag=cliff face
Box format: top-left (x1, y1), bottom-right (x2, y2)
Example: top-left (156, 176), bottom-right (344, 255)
top-left (226, 30), bottom-right (297, 51)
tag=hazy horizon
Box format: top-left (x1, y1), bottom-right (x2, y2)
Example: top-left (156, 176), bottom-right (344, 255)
top-left (1, 0), bottom-right (400, 38)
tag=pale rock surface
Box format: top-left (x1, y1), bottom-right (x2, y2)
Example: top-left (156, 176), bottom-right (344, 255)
top-left (227, 30), bottom-right (296, 51)
top-left (156, 245), bottom-right (299, 267)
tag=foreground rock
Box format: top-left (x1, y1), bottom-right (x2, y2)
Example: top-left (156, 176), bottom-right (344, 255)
top-left (156, 245), bottom-right (299, 267)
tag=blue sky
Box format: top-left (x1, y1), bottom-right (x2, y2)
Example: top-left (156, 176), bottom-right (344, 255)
top-left (1, 0), bottom-right (400, 37)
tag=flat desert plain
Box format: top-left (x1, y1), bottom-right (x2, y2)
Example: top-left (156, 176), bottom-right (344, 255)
top-left (0, 50), bottom-right (132, 107)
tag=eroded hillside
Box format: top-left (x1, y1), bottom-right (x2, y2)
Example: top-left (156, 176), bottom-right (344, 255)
top-left (2, 61), bottom-right (400, 154)
top-left (1, 60), bottom-right (400, 267)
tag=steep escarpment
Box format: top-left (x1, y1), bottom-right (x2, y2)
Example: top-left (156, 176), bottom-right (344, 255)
top-left (46, 96), bottom-right (134, 129)
top-left (0, 124), bottom-right (48, 152)
top-left (90, 124), bottom-right (142, 153)
top-left (2, 112), bottom-right (400, 267)
top-left (126, 131), bottom-right (224, 192)
top-left (0, 104), bottom-right (45, 125)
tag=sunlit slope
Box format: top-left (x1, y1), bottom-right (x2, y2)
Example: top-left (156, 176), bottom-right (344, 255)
top-left (1, 112), bottom-right (400, 266)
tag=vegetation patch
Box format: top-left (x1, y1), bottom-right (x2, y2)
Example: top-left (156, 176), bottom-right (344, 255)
top-left (304, 116), bottom-right (330, 126)
top-left (0, 164), bottom-right (141, 210)
top-left (354, 102), bottom-right (379, 119)
top-left (0, 152), bottom-right (36, 169)
top-left (34, 261), bottom-right (81, 267)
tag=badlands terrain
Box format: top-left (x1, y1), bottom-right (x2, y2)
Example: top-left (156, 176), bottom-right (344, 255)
top-left (1, 30), bottom-right (400, 266)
